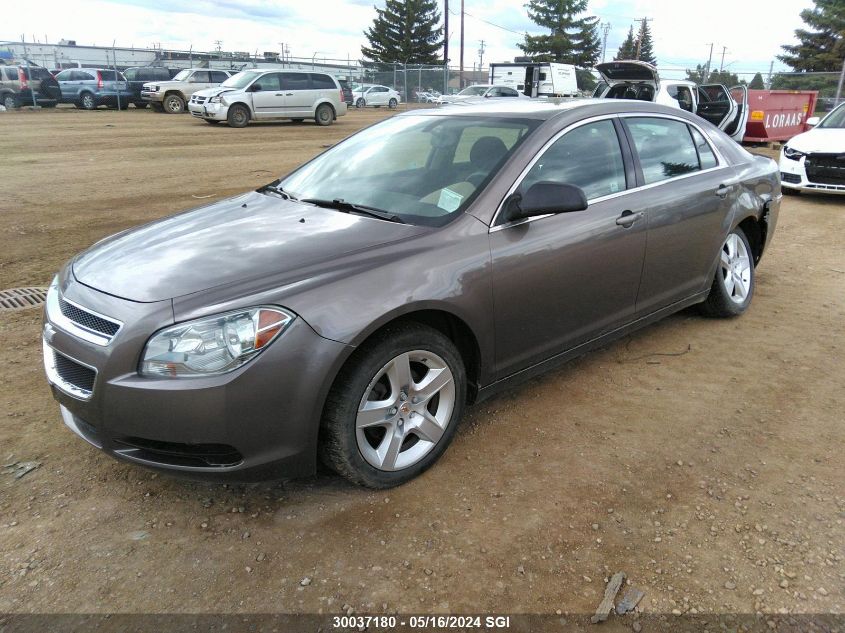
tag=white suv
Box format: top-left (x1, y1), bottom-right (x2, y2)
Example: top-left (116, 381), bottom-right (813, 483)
top-left (189, 69), bottom-right (347, 127)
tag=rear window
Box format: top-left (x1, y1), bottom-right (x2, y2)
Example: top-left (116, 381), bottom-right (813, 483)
top-left (310, 73), bottom-right (336, 89)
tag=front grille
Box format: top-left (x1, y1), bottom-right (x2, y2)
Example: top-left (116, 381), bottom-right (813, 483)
top-left (59, 297), bottom-right (120, 338)
top-left (192, 95), bottom-right (207, 104)
top-left (53, 350), bottom-right (96, 394)
top-left (781, 172), bottom-right (801, 184)
top-left (805, 153), bottom-right (845, 186)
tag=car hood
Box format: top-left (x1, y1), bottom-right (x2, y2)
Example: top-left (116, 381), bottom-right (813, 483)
top-left (142, 80), bottom-right (187, 89)
top-left (194, 86), bottom-right (240, 98)
top-left (786, 128), bottom-right (845, 154)
top-left (72, 191), bottom-right (427, 303)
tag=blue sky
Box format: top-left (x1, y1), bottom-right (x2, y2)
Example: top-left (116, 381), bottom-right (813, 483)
top-left (4, 0), bottom-right (815, 79)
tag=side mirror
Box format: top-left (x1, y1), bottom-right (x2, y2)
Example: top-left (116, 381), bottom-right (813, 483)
top-left (504, 182), bottom-right (588, 222)
top-left (806, 116), bottom-right (820, 128)
top-left (248, 83), bottom-right (262, 92)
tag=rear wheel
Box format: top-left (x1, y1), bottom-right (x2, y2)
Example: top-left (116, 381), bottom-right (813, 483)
top-left (699, 227), bottom-right (754, 318)
top-left (388, 98), bottom-right (398, 109)
top-left (315, 103), bottom-right (334, 126)
top-left (163, 93), bottom-right (185, 114)
top-left (320, 323), bottom-right (466, 488)
top-left (227, 104), bottom-right (250, 128)
top-left (2, 94), bottom-right (16, 110)
top-left (80, 92), bottom-right (96, 110)
top-left (356, 97), bottom-right (366, 109)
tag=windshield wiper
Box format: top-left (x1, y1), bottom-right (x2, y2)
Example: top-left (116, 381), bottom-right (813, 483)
top-left (258, 183), bottom-right (297, 200)
top-left (301, 198), bottom-right (405, 223)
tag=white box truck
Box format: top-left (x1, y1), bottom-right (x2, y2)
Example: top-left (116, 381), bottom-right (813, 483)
top-left (489, 62), bottom-right (579, 98)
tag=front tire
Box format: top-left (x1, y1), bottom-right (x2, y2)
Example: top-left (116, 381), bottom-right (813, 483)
top-left (315, 103), bottom-right (334, 126)
top-left (699, 227), bottom-right (754, 318)
top-left (227, 104), bottom-right (250, 128)
top-left (163, 93), bottom-right (185, 114)
top-left (320, 323), bottom-right (466, 488)
top-left (2, 94), bottom-right (16, 110)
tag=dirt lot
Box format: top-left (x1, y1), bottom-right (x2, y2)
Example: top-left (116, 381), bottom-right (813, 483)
top-left (0, 106), bottom-right (842, 628)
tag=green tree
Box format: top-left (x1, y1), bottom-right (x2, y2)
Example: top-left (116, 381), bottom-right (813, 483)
top-left (748, 72), bottom-right (765, 89)
top-left (361, 0), bottom-right (443, 64)
top-left (614, 25), bottom-right (636, 60)
top-left (636, 20), bottom-right (656, 65)
top-left (685, 64), bottom-right (742, 86)
top-left (778, 0), bottom-right (845, 72)
top-left (518, 0), bottom-right (601, 68)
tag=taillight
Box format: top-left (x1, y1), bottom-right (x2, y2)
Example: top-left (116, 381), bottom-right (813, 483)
top-left (97, 71), bottom-right (104, 89)
top-left (18, 69), bottom-right (28, 89)
top-left (340, 88), bottom-right (344, 102)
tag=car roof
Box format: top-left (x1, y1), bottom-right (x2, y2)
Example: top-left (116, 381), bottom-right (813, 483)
top-left (400, 97), bottom-right (700, 121)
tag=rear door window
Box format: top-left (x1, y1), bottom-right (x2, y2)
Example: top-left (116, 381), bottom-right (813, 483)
top-left (210, 71), bottom-right (229, 83)
top-left (626, 117), bottom-right (701, 185)
top-left (689, 126), bottom-right (718, 169)
top-left (280, 73), bottom-right (311, 91)
top-left (73, 70), bottom-right (95, 81)
top-left (310, 73), bottom-right (336, 89)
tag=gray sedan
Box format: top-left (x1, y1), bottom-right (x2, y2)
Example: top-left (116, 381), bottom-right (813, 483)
top-left (43, 99), bottom-right (780, 488)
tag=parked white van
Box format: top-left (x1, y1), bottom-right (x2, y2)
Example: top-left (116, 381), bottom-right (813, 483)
top-left (594, 61), bottom-right (749, 142)
top-left (189, 69), bottom-right (347, 127)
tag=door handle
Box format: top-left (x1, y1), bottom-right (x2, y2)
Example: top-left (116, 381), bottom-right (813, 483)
top-left (285, 92), bottom-right (294, 96)
top-left (715, 184), bottom-right (731, 198)
top-left (616, 210), bottom-right (643, 228)
top-left (275, 93), bottom-right (284, 96)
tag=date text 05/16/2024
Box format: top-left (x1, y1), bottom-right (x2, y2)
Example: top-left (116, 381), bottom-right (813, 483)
top-left (332, 615), bottom-right (511, 629)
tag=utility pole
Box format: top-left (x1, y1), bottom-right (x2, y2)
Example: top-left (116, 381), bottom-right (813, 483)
top-left (703, 42), bottom-right (714, 83)
top-left (633, 17), bottom-right (652, 61)
top-left (444, 0), bottom-right (449, 66)
top-left (765, 60), bottom-right (774, 89)
top-left (459, 0), bottom-right (465, 89)
top-left (719, 46), bottom-right (728, 72)
top-left (600, 22), bottom-right (611, 63)
top-left (478, 39), bottom-right (485, 73)
top-left (836, 55), bottom-right (845, 105)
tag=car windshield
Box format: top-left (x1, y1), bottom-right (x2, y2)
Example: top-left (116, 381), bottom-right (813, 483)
top-left (819, 105), bottom-right (845, 129)
top-left (222, 71), bottom-right (261, 88)
top-left (280, 114), bottom-right (540, 226)
top-left (172, 69), bottom-right (191, 81)
top-left (459, 86), bottom-right (489, 96)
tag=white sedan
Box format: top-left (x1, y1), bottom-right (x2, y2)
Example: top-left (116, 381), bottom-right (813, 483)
top-left (353, 85), bottom-right (401, 109)
top-left (779, 102), bottom-right (845, 195)
top-left (435, 84), bottom-right (528, 104)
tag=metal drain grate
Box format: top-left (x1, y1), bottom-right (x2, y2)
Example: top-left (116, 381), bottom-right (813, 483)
top-left (0, 287), bottom-right (49, 310)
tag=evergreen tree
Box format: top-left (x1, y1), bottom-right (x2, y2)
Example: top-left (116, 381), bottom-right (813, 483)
top-left (778, 0), bottom-right (844, 72)
top-left (685, 64), bottom-right (741, 86)
top-left (636, 20), bottom-right (656, 65)
top-left (749, 72), bottom-right (765, 89)
top-left (614, 25), bottom-right (637, 60)
top-left (361, 0), bottom-right (443, 64)
top-left (518, 0), bottom-right (601, 67)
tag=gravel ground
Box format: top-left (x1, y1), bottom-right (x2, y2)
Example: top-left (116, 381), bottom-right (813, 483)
top-left (0, 105), bottom-right (842, 629)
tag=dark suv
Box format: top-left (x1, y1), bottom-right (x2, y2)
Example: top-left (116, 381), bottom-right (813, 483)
top-left (123, 67), bottom-right (177, 108)
top-left (0, 65), bottom-right (61, 109)
top-left (338, 79), bottom-right (353, 107)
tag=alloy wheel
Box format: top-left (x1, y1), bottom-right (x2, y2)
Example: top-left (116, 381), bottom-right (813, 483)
top-left (719, 233), bottom-right (751, 304)
top-left (356, 350), bottom-right (455, 472)
top-left (82, 94), bottom-right (95, 109)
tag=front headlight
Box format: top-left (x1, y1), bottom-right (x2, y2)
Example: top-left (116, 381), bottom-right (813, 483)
top-left (140, 307), bottom-right (294, 378)
top-left (783, 145), bottom-right (805, 161)
top-left (209, 96), bottom-right (221, 104)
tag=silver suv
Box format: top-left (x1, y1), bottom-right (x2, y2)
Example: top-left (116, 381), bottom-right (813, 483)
top-left (141, 68), bottom-right (233, 113)
top-left (188, 69), bottom-right (347, 127)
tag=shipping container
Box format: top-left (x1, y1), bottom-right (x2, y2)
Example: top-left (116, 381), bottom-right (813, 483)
top-left (742, 90), bottom-right (818, 143)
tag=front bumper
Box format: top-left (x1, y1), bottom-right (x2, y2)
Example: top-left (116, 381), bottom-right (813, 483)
top-left (188, 100), bottom-right (229, 120)
top-left (140, 90), bottom-right (163, 103)
top-left (43, 271), bottom-right (352, 481)
top-left (779, 153), bottom-right (845, 195)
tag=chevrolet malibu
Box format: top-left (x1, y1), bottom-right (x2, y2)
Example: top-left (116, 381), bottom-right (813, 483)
top-left (43, 99), bottom-right (780, 488)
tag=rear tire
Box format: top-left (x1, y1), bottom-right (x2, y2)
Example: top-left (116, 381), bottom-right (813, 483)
top-left (227, 104), bottom-right (250, 128)
top-left (315, 103), bottom-right (334, 126)
top-left (2, 94), bottom-right (17, 110)
top-left (699, 227), bottom-right (755, 318)
top-left (356, 98), bottom-right (366, 109)
top-left (80, 92), bottom-right (96, 110)
top-left (163, 93), bottom-right (185, 114)
top-left (388, 98), bottom-right (398, 109)
top-left (319, 323), bottom-right (466, 488)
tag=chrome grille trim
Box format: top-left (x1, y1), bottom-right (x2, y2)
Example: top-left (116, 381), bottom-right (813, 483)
top-left (45, 285), bottom-right (123, 346)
